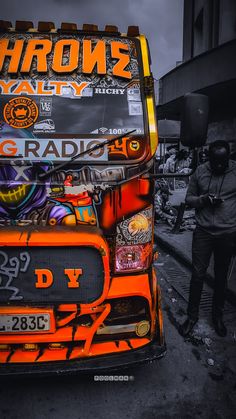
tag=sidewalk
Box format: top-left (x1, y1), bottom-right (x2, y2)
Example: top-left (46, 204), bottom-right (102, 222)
top-left (154, 223), bottom-right (236, 305)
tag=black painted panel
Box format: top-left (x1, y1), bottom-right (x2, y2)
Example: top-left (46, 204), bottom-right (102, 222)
top-left (0, 246), bottom-right (104, 304)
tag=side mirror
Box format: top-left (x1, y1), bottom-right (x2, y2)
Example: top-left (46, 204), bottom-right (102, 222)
top-left (180, 93), bottom-right (209, 148)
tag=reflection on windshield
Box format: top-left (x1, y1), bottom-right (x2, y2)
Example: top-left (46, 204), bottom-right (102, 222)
top-left (0, 90), bottom-right (144, 138)
top-left (0, 121), bottom-right (35, 139)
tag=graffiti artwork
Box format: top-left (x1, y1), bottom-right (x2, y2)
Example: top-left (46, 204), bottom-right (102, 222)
top-left (0, 160), bottom-right (109, 227)
top-left (0, 251), bottom-right (30, 301)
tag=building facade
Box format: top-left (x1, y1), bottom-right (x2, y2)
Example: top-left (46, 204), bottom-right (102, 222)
top-left (157, 0), bottom-right (236, 146)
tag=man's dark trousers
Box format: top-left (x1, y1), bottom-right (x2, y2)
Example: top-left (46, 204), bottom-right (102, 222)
top-left (187, 226), bottom-right (234, 320)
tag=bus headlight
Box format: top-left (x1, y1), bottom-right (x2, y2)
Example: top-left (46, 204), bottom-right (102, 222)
top-left (115, 244), bottom-right (151, 273)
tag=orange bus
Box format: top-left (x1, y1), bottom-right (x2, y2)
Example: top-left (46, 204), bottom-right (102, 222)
top-left (0, 21), bottom-right (166, 374)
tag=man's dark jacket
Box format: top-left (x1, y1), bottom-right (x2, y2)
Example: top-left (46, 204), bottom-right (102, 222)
top-left (186, 160), bottom-right (236, 234)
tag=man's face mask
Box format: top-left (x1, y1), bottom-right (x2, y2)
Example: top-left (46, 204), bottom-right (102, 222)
top-left (209, 147), bottom-right (229, 175)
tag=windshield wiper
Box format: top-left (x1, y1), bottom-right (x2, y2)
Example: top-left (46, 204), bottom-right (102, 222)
top-left (39, 129), bottom-right (136, 179)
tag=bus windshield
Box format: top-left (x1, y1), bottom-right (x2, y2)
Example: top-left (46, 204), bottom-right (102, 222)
top-left (0, 33), bottom-right (146, 162)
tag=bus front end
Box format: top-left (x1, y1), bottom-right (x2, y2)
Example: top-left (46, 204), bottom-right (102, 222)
top-left (0, 22), bottom-right (165, 375)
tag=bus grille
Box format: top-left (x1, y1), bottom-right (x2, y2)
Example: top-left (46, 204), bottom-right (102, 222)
top-left (0, 246), bottom-right (104, 304)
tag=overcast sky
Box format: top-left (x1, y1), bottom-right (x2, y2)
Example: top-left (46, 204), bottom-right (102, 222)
top-left (1, 0), bottom-right (183, 79)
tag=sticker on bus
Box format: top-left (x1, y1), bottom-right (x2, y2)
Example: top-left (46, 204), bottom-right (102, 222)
top-left (128, 102), bottom-right (143, 116)
top-left (0, 138), bottom-right (108, 161)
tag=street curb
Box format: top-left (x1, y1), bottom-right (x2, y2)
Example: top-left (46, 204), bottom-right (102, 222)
top-left (154, 231), bottom-right (236, 306)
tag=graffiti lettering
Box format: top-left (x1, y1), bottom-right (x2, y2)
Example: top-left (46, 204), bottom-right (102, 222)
top-left (0, 251), bottom-right (30, 301)
top-left (0, 39), bottom-right (131, 79)
top-left (0, 80), bottom-right (89, 97)
top-left (35, 268), bottom-right (83, 288)
top-left (35, 269), bottom-right (54, 288)
top-left (64, 269), bottom-right (82, 288)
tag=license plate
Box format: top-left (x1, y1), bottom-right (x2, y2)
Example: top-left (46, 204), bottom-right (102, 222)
top-left (0, 314), bottom-right (50, 333)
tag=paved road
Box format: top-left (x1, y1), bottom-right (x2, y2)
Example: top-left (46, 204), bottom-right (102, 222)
top-left (0, 247), bottom-right (236, 419)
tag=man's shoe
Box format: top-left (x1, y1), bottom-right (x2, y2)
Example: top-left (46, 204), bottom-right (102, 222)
top-left (179, 317), bottom-right (198, 337)
top-left (212, 316), bottom-right (227, 337)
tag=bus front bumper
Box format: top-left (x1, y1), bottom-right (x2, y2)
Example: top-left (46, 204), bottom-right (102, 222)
top-left (0, 338), bottom-right (166, 377)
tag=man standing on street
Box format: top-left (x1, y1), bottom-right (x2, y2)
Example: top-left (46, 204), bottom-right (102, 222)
top-left (180, 140), bottom-right (236, 337)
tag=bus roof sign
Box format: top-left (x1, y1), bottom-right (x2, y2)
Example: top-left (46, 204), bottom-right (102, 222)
top-left (0, 36), bottom-right (132, 79)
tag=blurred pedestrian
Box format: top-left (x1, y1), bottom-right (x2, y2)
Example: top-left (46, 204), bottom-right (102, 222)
top-left (175, 149), bottom-right (192, 174)
top-left (199, 148), bottom-right (209, 164)
top-left (180, 140), bottom-right (236, 337)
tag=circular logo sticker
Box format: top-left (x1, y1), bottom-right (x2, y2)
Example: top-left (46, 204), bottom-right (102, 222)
top-left (3, 97), bottom-right (38, 129)
top-left (129, 140), bottom-right (140, 151)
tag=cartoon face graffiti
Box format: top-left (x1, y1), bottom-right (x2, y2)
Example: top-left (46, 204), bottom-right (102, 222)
top-left (0, 163), bottom-right (47, 216)
top-left (0, 163), bottom-right (78, 226)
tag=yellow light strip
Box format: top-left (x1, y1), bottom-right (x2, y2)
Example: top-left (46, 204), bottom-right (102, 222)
top-left (138, 34), bottom-right (158, 156)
